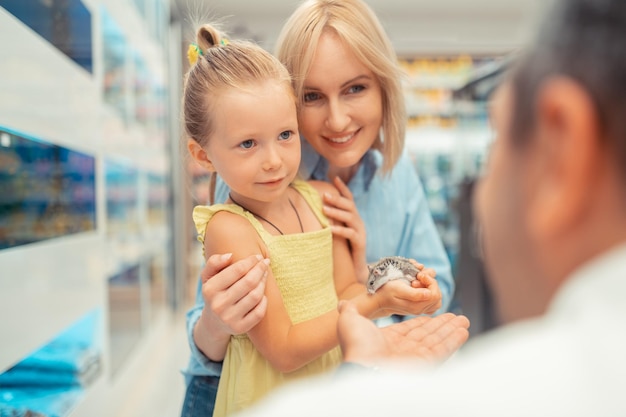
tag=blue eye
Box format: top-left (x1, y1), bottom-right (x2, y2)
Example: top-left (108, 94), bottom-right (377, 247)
top-left (303, 92), bottom-right (320, 102)
top-left (347, 85), bottom-right (365, 94)
top-left (279, 131), bottom-right (292, 141)
top-left (239, 139), bottom-right (255, 149)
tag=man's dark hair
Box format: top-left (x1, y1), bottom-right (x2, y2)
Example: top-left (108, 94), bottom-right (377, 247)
top-left (510, 0), bottom-right (626, 173)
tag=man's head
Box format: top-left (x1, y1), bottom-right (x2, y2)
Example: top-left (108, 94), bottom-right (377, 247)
top-left (475, 0), bottom-right (626, 323)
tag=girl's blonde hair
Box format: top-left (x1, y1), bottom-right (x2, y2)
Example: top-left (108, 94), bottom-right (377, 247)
top-left (182, 24), bottom-right (294, 202)
top-left (275, 0), bottom-right (406, 174)
top-left (183, 24), bottom-right (294, 147)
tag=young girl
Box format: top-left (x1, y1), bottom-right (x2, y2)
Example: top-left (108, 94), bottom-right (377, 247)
top-left (182, 24), bottom-right (439, 417)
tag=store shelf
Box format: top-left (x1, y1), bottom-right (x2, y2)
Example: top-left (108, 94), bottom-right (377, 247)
top-left (0, 1), bottom-right (178, 416)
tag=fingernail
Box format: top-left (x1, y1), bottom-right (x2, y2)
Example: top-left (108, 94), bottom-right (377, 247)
top-left (255, 254), bottom-right (263, 261)
top-left (324, 192), bottom-right (332, 199)
top-left (220, 253), bottom-right (233, 261)
top-left (263, 258), bottom-right (271, 265)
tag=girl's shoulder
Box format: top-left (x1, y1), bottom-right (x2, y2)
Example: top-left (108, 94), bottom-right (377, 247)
top-left (193, 204), bottom-right (261, 242)
top-left (192, 203), bottom-right (247, 235)
top-left (194, 204), bottom-right (268, 259)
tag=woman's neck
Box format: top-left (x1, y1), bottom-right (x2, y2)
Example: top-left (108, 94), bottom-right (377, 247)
top-left (327, 164), bottom-right (359, 184)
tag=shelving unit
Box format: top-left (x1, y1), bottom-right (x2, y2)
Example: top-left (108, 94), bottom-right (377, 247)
top-left (399, 55), bottom-right (498, 271)
top-left (448, 56), bottom-right (511, 335)
top-left (0, 0), bottom-right (184, 415)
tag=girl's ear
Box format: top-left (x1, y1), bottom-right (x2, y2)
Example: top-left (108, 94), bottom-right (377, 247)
top-left (187, 139), bottom-right (216, 172)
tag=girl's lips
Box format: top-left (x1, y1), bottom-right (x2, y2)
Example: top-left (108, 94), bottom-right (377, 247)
top-left (259, 178), bottom-right (284, 186)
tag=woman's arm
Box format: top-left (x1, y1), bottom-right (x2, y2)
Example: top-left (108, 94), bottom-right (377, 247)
top-left (312, 180), bottom-right (444, 318)
top-left (322, 176), bottom-right (369, 283)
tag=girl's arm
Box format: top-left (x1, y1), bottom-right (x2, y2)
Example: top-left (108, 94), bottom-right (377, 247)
top-left (204, 209), bottom-right (381, 372)
top-left (191, 177), bottom-right (269, 363)
top-left (204, 205), bottom-right (439, 373)
top-left (204, 211), bottom-right (342, 373)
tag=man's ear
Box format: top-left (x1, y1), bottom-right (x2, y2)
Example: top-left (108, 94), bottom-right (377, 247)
top-left (187, 138), bottom-right (216, 172)
top-left (527, 77), bottom-right (601, 240)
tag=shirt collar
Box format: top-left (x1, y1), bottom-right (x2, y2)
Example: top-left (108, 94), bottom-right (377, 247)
top-left (299, 137), bottom-right (380, 193)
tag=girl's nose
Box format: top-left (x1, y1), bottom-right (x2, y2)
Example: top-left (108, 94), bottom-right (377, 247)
top-left (262, 144), bottom-right (282, 170)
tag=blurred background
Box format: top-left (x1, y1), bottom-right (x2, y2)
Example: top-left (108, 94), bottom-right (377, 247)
top-left (0, 0), bottom-right (540, 416)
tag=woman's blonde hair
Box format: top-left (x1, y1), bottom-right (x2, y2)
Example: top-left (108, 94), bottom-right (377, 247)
top-left (182, 24), bottom-right (294, 202)
top-left (275, 0), bottom-right (406, 174)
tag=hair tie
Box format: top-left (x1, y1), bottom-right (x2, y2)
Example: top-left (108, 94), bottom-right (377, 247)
top-left (187, 43), bottom-right (203, 66)
top-left (187, 39), bottom-right (229, 65)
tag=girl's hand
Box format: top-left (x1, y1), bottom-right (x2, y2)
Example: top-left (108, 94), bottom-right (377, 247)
top-left (373, 268), bottom-right (442, 316)
top-left (323, 176), bottom-right (368, 283)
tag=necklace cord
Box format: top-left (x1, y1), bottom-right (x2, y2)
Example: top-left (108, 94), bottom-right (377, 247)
top-left (228, 193), bottom-right (304, 235)
top-left (289, 199), bottom-right (304, 233)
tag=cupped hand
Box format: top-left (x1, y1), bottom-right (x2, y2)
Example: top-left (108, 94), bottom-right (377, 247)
top-left (338, 300), bottom-right (470, 367)
top-left (374, 270), bottom-right (442, 316)
top-left (323, 176), bottom-right (368, 283)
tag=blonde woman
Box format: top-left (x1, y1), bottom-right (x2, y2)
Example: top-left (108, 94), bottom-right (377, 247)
top-left (181, 1), bottom-right (453, 415)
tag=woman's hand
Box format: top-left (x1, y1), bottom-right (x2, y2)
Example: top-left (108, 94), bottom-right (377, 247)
top-left (323, 176), bottom-right (368, 283)
top-left (194, 253), bottom-right (269, 361)
top-left (373, 266), bottom-right (442, 316)
top-left (411, 269), bottom-right (442, 314)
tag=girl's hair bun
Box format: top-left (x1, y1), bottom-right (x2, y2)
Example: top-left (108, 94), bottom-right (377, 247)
top-left (187, 24), bottom-right (228, 66)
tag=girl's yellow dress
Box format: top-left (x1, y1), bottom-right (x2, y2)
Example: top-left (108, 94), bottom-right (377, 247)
top-left (193, 180), bottom-right (343, 417)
